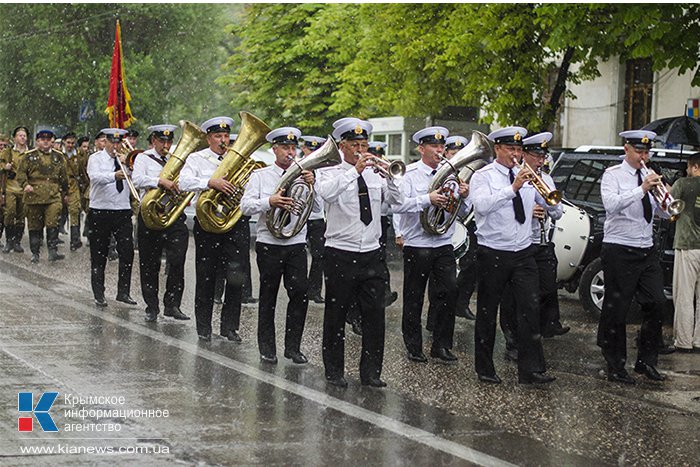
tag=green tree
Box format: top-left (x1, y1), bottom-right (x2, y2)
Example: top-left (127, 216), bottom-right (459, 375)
top-left (0, 4), bottom-right (236, 138)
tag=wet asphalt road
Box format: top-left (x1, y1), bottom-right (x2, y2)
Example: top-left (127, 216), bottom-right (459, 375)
top-left (1, 232), bottom-right (699, 466)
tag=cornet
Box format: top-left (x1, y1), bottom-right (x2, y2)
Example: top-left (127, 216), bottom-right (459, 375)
top-left (513, 157), bottom-right (561, 206)
top-left (640, 161), bottom-right (685, 221)
top-left (360, 153), bottom-right (406, 180)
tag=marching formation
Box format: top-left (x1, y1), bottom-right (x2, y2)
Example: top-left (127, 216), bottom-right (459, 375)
top-left (0, 113), bottom-right (688, 388)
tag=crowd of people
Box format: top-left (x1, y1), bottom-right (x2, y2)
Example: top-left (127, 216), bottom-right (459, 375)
top-left (1, 117), bottom-right (698, 389)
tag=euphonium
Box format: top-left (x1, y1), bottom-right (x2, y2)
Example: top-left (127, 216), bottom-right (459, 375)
top-left (640, 160), bottom-right (685, 221)
top-left (140, 120), bottom-right (209, 230)
top-left (513, 158), bottom-right (562, 206)
top-left (420, 130), bottom-right (495, 235)
top-left (267, 137), bottom-right (341, 239)
top-left (114, 139), bottom-right (141, 202)
top-left (196, 111), bottom-right (271, 233)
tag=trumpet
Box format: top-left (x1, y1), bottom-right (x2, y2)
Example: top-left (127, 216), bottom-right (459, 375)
top-left (360, 153), bottom-right (406, 180)
top-left (513, 157), bottom-right (561, 206)
top-left (640, 161), bottom-right (685, 221)
top-left (114, 139), bottom-right (141, 202)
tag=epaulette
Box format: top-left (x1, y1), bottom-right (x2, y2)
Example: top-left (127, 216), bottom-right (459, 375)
top-left (405, 162), bottom-right (420, 172)
top-left (605, 164), bottom-right (623, 173)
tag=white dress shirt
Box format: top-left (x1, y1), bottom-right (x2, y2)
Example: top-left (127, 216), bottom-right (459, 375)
top-left (601, 159), bottom-right (668, 248)
top-left (393, 160), bottom-right (471, 248)
top-left (179, 147), bottom-right (223, 202)
top-left (132, 149), bottom-right (167, 198)
top-left (530, 172), bottom-right (563, 245)
top-left (470, 160), bottom-right (545, 252)
top-left (241, 163), bottom-right (307, 246)
top-left (316, 161), bottom-right (403, 252)
top-left (308, 190), bottom-right (325, 221)
top-left (87, 149), bottom-right (132, 210)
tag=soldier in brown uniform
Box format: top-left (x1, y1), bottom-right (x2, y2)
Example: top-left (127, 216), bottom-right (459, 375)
top-left (61, 132), bottom-right (84, 250)
top-left (0, 133), bottom-right (9, 249)
top-left (15, 129), bottom-right (69, 263)
top-left (1, 126), bottom-right (30, 253)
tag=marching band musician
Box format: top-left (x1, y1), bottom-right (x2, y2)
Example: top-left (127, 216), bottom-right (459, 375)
top-left (316, 118), bottom-right (403, 388)
top-left (131, 124), bottom-right (190, 322)
top-left (393, 127), bottom-right (468, 363)
top-left (469, 126), bottom-right (555, 385)
top-left (241, 127), bottom-right (313, 364)
top-left (598, 130), bottom-right (668, 384)
top-left (86, 128), bottom-right (137, 308)
top-left (301, 135), bottom-right (327, 304)
top-left (179, 116), bottom-right (247, 342)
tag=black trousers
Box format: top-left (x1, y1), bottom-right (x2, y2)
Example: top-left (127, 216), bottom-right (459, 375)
top-left (323, 247), bottom-right (387, 381)
top-left (475, 245), bottom-right (544, 377)
top-left (456, 226), bottom-right (478, 311)
top-left (214, 217), bottom-right (253, 300)
top-left (137, 214), bottom-right (188, 313)
top-left (88, 209), bottom-right (134, 300)
top-left (597, 242), bottom-right (664, 370)
top-left (500, 242), bottom-right (561, 346)
top-left (402, 245), bottom-right (457, 352)
top-left (255, 242), bottom-right (309, 356)
top-left (193, 217), bottom-right (247, 336)
top-left (306, 219), bottom-right (326, 296)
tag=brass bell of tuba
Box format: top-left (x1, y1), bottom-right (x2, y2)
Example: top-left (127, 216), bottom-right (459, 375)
top-left (420, 130), bottom-right (495, 235)
top-left (196, 111), bottom-right (271, 233)
top-left (140, 120), bottom-right (209, 230)
top-left (267, 137), bottom-right (342, 239)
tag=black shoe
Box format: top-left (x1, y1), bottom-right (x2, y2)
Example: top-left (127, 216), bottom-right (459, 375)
top-left (674, 346), bottom-right (695, 353)
top-left (260, 353), bottom-right (278, 364)
top-left (326, 375), bottom-right (348, 388)
top-left (478, 374), bottom-right (502, 384)
top-left (464, 307), bottom-right (476, 320)
top-left (552, 325), bottom-right (570, 336)
top-left (94, 297), bottom-right (108, 307)
top-left (284, 350), bottom-right (308, 364)
top-left (13, 243), bottom-right (24, 253)
top-left (407, 351), bottom-right (428, 363)
top-left (222, 330), bottom-right (242, 343)
top-left (309, 293), bottom-right (324, 304)
top-left (107, 249), bottom-right (118, 261)
top-left (504, 348), bottom-right (518, 362)
top-left (241, 296), bottom-right (258, 304)
top-left (383, 291), bottom-right (398, 308)
top-left (70, 242), bottom-right (83, 251)
top-left (144, 311), bottom-right (158, 322)
top-left (519, 372), bottom-right (556, 384)
top-left (31, 253), bottom-right (39, 263)
top-left (634, 362), bottom-right (666, 381)
top-left (658, 345), bottom-right (676, 355)
top-left (350, 320), bottom-right (362, 336)
top-left (198, 333), bottom-right (211, 342)
top-left (164, 307), bottom-right (190, 320)
top-left (48, 251), bottom-right (65, 262)
top-left (2, 243), bottom-right (11, 253)
top-left (430, 348), bottom-right (458, 362)
top-left (607, 369), bottom-right (635, 385)
top-left (56, 238), bottom-right (65, 245)
top-left (361, 377), bottom-right (387, 388)
top-left (213, 297), bottom-right (223, 305)
top-left (115, 294), bottom-right (137, 305)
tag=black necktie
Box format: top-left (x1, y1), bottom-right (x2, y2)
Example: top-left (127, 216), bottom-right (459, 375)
top-left (160, 155), bottom-right (167, 165)
top-left (509, 169), bottom-right (525, 224)
top-left (114, 157), bottom-right (124, 193)
top-left (357, 174), bottom-right (372, 225)
top-left (637, 169), bottom-right (652, 223)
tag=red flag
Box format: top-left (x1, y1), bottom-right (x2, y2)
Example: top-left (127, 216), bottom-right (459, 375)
top-left (105, 20), bottom-right (135, 129)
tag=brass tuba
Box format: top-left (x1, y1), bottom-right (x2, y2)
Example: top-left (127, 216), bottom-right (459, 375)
top-left (420, 130), bottom-right (494, 235)
top-left (196, 111), bottom-right (271, 233)
top-left (140, 120), bottom-right (209, 230)
top-left (266, 137), bottom-right (341, 239)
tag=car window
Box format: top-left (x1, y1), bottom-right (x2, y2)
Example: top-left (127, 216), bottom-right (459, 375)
top-left (555, 159), bottom-right (617, 205)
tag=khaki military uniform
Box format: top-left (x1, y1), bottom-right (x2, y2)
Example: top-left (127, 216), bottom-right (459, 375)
top-left (16, 148), bottom-right (68, 262)
top-left (63, 149), bottom-right (85, 249)
top-left (79, 149), bottom-right (91, 212)
top-left (0, 146), bottom-right (28, 252)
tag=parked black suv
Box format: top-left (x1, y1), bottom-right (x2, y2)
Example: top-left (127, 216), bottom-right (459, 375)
top-left (550, 147), bottom-right (687, 316)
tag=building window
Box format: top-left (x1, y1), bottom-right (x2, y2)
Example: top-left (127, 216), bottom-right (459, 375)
top-left (373, 133), bottom-right (403, 158)
top-left (624, 58), bottom-right (653, 130)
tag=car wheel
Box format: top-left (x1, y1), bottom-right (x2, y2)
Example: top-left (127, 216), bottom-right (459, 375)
top-left (579, 258), bottom-right (604, 317)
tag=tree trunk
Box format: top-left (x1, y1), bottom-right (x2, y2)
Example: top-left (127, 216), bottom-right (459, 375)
top-left (542, 46), bottom-right (575, 132)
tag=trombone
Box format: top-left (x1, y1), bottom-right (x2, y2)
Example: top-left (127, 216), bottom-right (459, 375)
top-left (640, 160), bottom-right (685, 221)
top-left (114, 139), bottom-right (141, 202)
top-left (513, 157), bottom-right (561, 206)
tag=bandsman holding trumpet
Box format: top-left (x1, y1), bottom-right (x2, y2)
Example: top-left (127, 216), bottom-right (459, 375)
top-left (598, 130), bottom-right (669, 384)
top-left (180, 116), bottom-right (247, 342)
top-left (241, 127), bottom-right (313, 364)
top-left (470, 126), bottom-right (554, 385)
top-left (86, 128), bottom-right (137, 307)
top-left (317, 118), bottom-right (403, 388)
top-left (132, 124), bottom-right (190, 322)
top-left (393, 127), bottom-right (468, 363)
